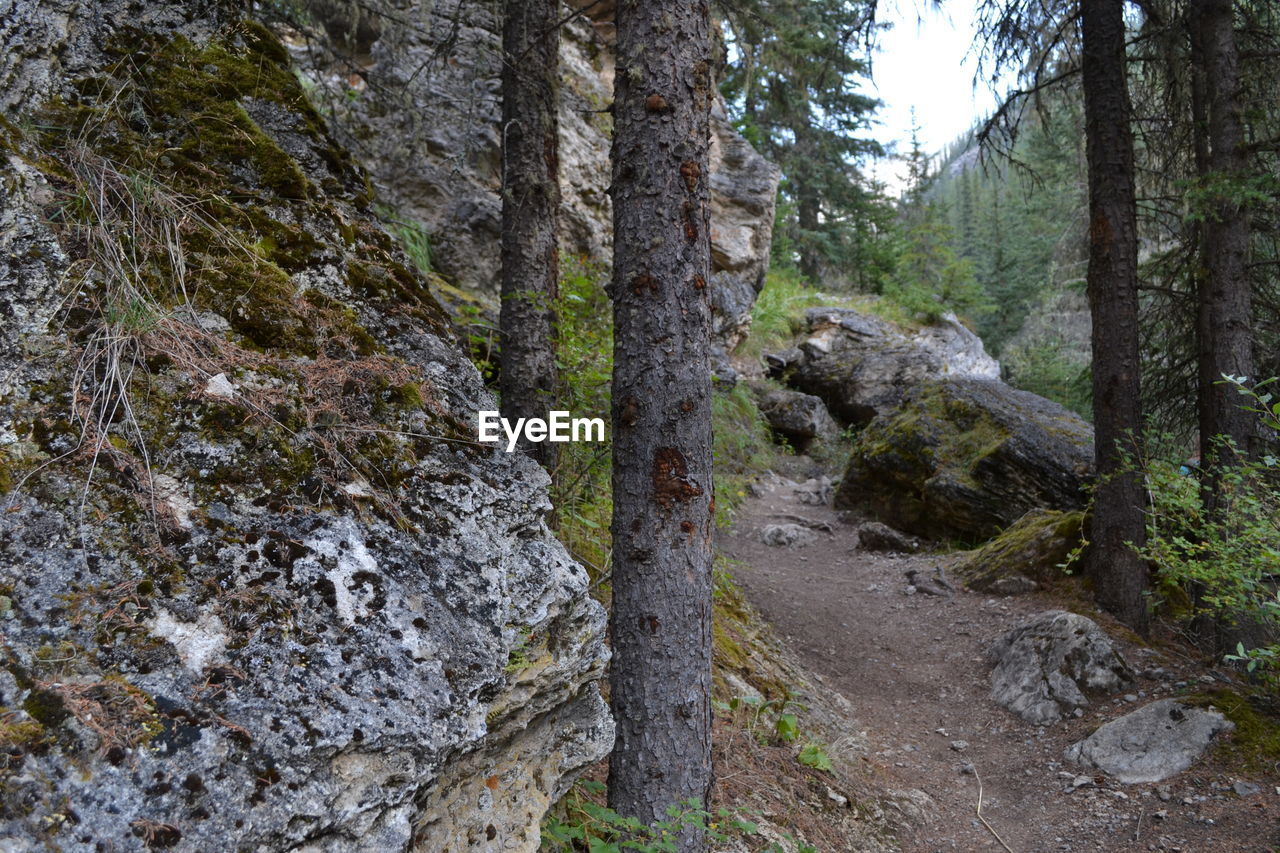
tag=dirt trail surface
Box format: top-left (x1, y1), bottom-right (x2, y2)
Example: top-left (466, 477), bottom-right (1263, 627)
top-left (720, 475), bottom-right (1280, 852)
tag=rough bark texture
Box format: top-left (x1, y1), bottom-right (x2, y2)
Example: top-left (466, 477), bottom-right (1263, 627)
top-left (1081, 0), bottom-right (1149, 634)
top-left (1192, 0), bottom-right (1255, 483)
top-left (607, 0), bottom-right (715, 844)
top-left (500, 0), bottom-right (561, 469)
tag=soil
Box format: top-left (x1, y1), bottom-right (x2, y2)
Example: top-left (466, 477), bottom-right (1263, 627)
top-left (719, 472), bottom-right (1280, 853)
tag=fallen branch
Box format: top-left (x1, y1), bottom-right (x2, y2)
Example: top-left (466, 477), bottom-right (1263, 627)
top-left (971, 765), bottom-right (1016, 853)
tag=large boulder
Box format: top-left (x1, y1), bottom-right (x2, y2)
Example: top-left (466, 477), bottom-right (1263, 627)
top-left (1065, 699), bottom-right (1234, 784)
top-left (954, 509), bottom-right (1085, 594)
top-left (296, 0), bottom-right (779, 370)
top-left (751, 386), bottom-right (839, 452)
top-left (834, 379), bottom-right (1094, 540)
top-left (0, 3), bottom-right (610, 849)
top-left (988, 611), bottom-right (1133, 725)
top-left (769, 307), bottom-right (1000, 425)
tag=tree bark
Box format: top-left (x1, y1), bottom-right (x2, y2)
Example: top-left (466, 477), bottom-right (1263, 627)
top-left (499, 0), bottom-right (560, 471)
top-left (607, 0), bottom-right (715, 846)
top-left (1192, 0), bottom-right (1254, 490)
top-left (1081, 0), bottom-right (1149, 634)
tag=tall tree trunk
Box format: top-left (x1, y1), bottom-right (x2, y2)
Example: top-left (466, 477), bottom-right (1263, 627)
top-left (500, 0), bottom-right (560, 470)
top-left (1081, 0), bottom-right (1149, 634)
top-left (607, 0), bottom-right (715, 846)
top-left (1190, 0), bottom-right (1256, 654)
top-left (1193, 0), bottom-right (1254, 491)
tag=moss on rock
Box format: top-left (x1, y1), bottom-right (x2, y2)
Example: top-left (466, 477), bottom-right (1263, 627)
top-left (836, 379), bottom-right (1093, 541)
top-left (953, 508), bottom-right (1085, 594)
top-left (1185, 688), bottom-right (1280, 772)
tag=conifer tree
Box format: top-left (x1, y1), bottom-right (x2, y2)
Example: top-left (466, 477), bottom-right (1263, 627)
top-left (499, 0), bottom-right (560, 469)
top-left (608, 0), bottom-right (716, 847)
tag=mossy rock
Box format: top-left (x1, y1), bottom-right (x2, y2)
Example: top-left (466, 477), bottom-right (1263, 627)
top-left (835, 379), bottom-right (1094, 541)
top-left (954, 508), bottom-right (1085, 594)
top-left (1185, 688), bottom-right (1280, 773)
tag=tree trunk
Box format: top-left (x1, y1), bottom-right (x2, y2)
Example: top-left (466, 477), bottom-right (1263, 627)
top-left (1080, 0), bottom-right (1149, 634)
top-left (607, 0), bottom-right (715, 846)
top-left (499, 0), bottom-right (560, 470)
top-left (1193, 0), bottom-right (1254, 490)
top-left (797, 189), bottom-right (822, 284)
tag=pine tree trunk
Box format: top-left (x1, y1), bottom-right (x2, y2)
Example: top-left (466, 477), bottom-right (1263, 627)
top-left (797, 190), bottom-right (821, 284)
top-left (1080, 0), bottom-right (1149, 634)
top-left (1193, 0), bottom-right (1254, 487)
top-left (607, 0), bottom-right (715, 846)
top-left (499, 0), bottom-right (560, 470)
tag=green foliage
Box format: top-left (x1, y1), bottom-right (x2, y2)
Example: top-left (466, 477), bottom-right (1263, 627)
top-left (719, 0), bottom-right (893, 286)
top-left (1138, 441), bottom-right (1279, 622)
top-left (1135, 378), bottom-right (1280, 685)
top-left (379, 209), bottom-right (433, 275)
top-left (742, 267), bottom-right (825, 359)
top-left (712, 385), bottom-right (784, 522)
top-left (552, 256), bottom-right (614, 575)
top-left (882, 211), bottom-right (988, 323)
top-left (927, 89), bottom-right (1088, 354)
top-left (884, 123), bottom-right (988, 324)
top-left (540, 781), bottom-right (763, 852)
top-left (1001, 335), bottom-right (1092, 419)
top-left (796, 743), bottom-right (833, 772)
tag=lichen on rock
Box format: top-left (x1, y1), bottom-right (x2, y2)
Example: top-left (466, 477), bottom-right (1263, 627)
top-left (0, 2), bottom-right (612, 849)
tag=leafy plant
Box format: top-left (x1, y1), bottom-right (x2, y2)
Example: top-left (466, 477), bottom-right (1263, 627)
top-left (540, 780), bottom-right (761, 852)
top-left (1134, 376), bottom-right (1280, 685)
top-left (796, 743), bottom-right (834, 772)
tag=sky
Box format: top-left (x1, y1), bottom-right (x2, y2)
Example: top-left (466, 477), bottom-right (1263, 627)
top-left (867, 0), bottom-right (1015, 192)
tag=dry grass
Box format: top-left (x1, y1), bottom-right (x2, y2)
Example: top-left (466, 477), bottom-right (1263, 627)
top-left (40, 678), bottom-right (159, 760)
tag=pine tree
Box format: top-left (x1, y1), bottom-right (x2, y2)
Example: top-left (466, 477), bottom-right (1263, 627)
top-left (1081, 0), bottom-right (1149, 633)
top-left (499, 0), bottom-right (560, 470)
top-left (608, 0), bottom-right (716, 846)
top-left (719, 0), bottom-right (888, 286)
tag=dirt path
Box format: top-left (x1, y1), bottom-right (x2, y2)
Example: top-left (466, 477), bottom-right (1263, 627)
top-left (719, 474), bottom-right (1279, 853)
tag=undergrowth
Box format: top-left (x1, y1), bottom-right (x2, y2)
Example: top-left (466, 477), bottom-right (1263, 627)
top-left (549, 256), bottom-right (787, 590)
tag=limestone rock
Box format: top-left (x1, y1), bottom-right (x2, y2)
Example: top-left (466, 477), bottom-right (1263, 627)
top-left (772, 307), bottom-right (1000, 425)
top-left (988, 611), bottom-right (1133, 725)
top-left (954, 509), bottom-right (1085, 594)
top-left (0, 4), bottom-right (610, 849)
top-left (835, 380), bottom-right (1094, 540)
top-left (760, 523), bottom-right (818, 548)
top-left (857, 522), bottom-right (919, 553)
top-left (752, 386), bottom-right (839, 452)
top-left (1065, 699), bottom-right (1234, 784)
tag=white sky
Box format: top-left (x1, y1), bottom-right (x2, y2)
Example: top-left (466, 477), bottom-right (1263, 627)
top-left (867, 0), bottom-right (1015, 192)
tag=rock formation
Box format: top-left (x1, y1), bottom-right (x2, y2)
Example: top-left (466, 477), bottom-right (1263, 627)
top-left (0, 2), bottom-right (610, 849)
top-left (751, 386), bottom-right (839, 452)
top-left (987, 611), bottom-right (1133, 726)
top-left (835, 379), bottom-right (1094, 540)
top-left (1066, 699), bottom-right (1233, 784)
top-left (953, 509), bottom-right (1085, 594)
top-left (768, 307), bottom-right (1001, 425)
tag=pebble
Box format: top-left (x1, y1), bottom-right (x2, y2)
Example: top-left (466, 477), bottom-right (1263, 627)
top-left (1124, 693), bottom-right (1138, 702)
top-left (1233, 780), bottom-right (1261, 798)
top-left (950, 740), bottom-right (969, 752)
